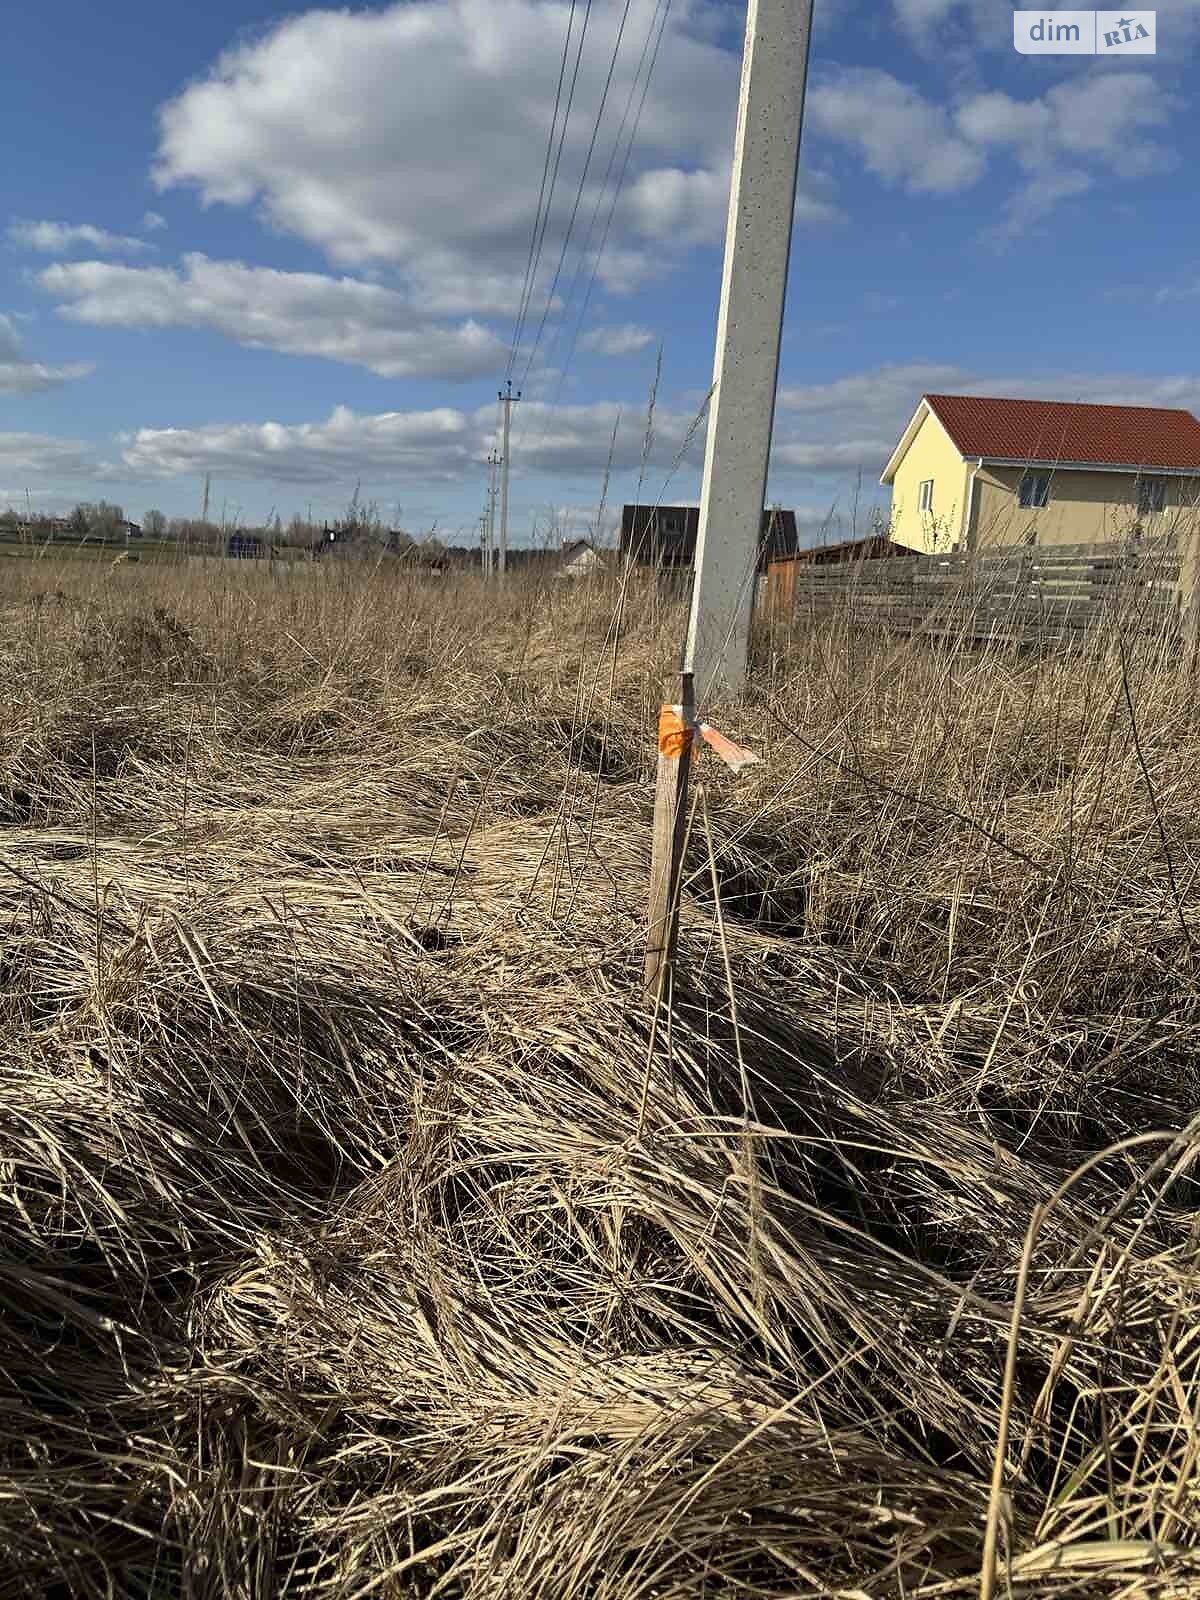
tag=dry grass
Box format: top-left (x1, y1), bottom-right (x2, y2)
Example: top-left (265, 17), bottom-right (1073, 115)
top-left (2, 553), bottom-right (1200, 1597)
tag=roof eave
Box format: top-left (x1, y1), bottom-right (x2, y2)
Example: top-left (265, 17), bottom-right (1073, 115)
top-left (881, 399), bottom-right (934, 485)
top-left (979, 456), bottom-right (1200, 476)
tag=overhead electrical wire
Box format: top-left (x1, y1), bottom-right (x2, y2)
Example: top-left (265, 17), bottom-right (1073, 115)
top-left (538, 0), bottom-right (672, 403)
top-left (510, 0), bottom-right (674, 471)
top-left (507, 0), bottom-right (579, 380)
top-left (508, 0), bottom-right (594, 380)
top-left (517, 0), bottom-right (635, 391)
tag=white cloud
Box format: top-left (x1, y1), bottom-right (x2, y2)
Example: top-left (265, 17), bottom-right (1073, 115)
top-left (809, 69), bottom-right (986, 195)
top-left (957, 76), bottom-right (1174, 173)
top-left (987, 168), bottom-right (1094, 245)
top-left (957, 74), bottom-right (1174, 241)
top-left (12, 361), bottom-right (1200, 510)
top-left (780, 363), bottom-right (972, 420)
top-left (8, 220), bottom-right (152, 257)
top-left (117, 397), bottom-right (712, 487)
top-left (0, 312), bottom-right (93, 394)
top-left (809, 67), bottom-right (1177, 239)
top-left (151, 0), bottom-right (836, 317)
top-left (142, 210), bottom-right (168, 232)
top-left (892, 0), bottom-right (957, 21)
top-left (773, 438), bottom-right (897, 472)
top-left (39, 254), bottom-right (506, 380)
top-left (622, 164), bottom-right (732, 245)
top-left (580, 322), bottom-right (656, 356)
top-left (0, 431), bottom-right (98, 479)
top-left (121, 405), bottom-right (476, 485)
top-left (1157, 277), bottom-right (1200, 304)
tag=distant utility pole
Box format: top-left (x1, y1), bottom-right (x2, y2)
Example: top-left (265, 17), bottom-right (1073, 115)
top-left (684, 0), bottom-right (814, 704)
top-left (486, 448), bottom-right (502, 578)
top-left (201, 473), bottom-right (210, 522)
top-left (645, 0), bottom-right (814, 996)
top-left (498, 380), bottom-right (520, 578)
top-left (479, 513), bottom-right (489, 572)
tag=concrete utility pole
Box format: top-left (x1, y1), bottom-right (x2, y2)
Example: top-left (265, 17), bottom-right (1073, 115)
top-left (645, 0), bottom-right (814, 996)
top-left (486, 448), bottom-right (502, 578)
top-left (498, 380), bottom-right (520, 578)
top-left (684, 0), bottom-right (814, 704)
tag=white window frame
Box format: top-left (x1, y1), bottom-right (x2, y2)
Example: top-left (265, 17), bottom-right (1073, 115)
top-left (917, 479), bottom-right (934, 513)
top-left (1136, 475), bottom-right (1167, 515)
top-left (1018, 470), bottom-right (1051, 509)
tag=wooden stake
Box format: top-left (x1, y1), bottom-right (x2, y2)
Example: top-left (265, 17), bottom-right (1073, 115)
top-left (644, 673), bottom-right (695, 997)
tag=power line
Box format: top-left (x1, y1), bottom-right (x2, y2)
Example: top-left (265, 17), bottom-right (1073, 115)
top-left (511, 0), bottom-right (673, 470)
top-left (508, 0), bottom-right (594, 381)
top-left (507, 0), bottom-right (579, 380)
top-left (517, 0), bottom-right (635, 391)
top-left (542, 0), bottom-right (671, 403)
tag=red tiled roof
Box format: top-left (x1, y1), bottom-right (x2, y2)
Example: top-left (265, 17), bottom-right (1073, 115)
top-left (925, 394), bottom-right (1200, 471)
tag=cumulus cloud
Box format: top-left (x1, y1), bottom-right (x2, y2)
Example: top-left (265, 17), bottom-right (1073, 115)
top-left (0, 312), bottom-right (92, 393)
top-left (121, 405), bottom-right (476, 485)
top-left (8, 220), bottom-right (152, 257)
top-left (579, 323), bottom-right (656, 356)
top-left (809, 69), bottom-right (986, 195)
top-left (0, 430), bottom-right (98, 479)
top-left (118, 397), bottom-right (710, 486)
top-left (39, 255), bottom-right (506, 380)
top-left (809, 66), bottom-right (1178, 239)
top-left (15, 357), bottom-right (1200, 511)
top-left (957, 74), bottom-right (1175, 240)
top-left (151, 0), bottom-right (837, 312)
top-left (117, 363), bottom-right (1200, 497)
top-left (1042, 74), bottom-right (1174, 170)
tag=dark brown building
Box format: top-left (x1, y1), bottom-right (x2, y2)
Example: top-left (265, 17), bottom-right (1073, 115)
top-left (619, 504), bottom-right (799, 570)
top-left (787, 532), bottom-right (893, 564)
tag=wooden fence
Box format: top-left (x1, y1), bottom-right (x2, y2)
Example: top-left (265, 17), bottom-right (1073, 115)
top-left (761, 538), bottom-right (1186, 648)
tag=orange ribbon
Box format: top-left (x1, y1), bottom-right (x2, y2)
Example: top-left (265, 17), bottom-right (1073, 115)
top-left (656, 704), bottom-right (760, 774)
top-left (657, 704), bottom-right (695, 759)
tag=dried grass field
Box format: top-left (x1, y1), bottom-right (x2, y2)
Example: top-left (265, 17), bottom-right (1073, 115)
top-left (3, 555), bottom-right (1200, 1597)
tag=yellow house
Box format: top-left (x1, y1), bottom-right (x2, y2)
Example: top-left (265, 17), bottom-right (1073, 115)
top-left (881, 394), bottom-right (1200, 553)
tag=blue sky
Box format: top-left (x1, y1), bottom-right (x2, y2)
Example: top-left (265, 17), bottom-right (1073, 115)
top-left (3, 0), bottom-right (1200, 544)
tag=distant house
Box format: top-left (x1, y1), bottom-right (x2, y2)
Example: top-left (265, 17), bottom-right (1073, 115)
top-left (788, 532), bottom-right (892, 565)
top-left (559, 537), bottom-right (604, 580)
top-left (620, 504), bottom-right (799, 570)
top-left (882, 394), bottom-right (1200, 553)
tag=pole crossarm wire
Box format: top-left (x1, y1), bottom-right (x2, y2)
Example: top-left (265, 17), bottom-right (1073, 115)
top-left (485, 450), bottom-right (501, 578)
top-left (684, 0), bottom-right (814, 706)
top-left (498, 382), bottom-right (520, 578)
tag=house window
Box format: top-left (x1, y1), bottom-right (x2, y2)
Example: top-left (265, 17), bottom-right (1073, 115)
top-left (1137, 476), bottom-right (1168, 514)
top-left (1018, 471), bottom-right (1051, 509)
top-left (918, 479), bottom-right (934, 513)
